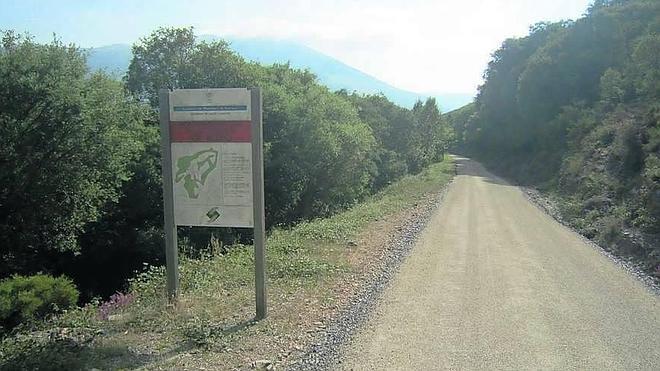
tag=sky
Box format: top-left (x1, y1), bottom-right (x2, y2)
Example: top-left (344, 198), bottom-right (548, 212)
top-left (2, 0), bottom-right (593, 95)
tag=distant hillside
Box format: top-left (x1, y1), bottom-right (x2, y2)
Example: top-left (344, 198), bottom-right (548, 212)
top-left (87, 37), bottom-right (472, 111)
top-left (86, 44), bottom-right (132, 76)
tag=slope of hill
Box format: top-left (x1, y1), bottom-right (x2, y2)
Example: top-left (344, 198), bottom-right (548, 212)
top-left (86, 43), bottom-right (132, 76)
top-left (87, 37), bottom-right (472, 110)
top-left (449, 0), bottom-right (660, 280)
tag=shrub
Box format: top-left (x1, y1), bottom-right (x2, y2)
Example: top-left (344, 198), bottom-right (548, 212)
top-left (97, 292), bottom-right (134, 321)
top-left (0, 274), bottom-right (79, 332)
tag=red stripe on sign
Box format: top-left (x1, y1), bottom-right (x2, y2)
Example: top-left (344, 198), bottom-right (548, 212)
top-left (170, 121), bottom-right (251, 142)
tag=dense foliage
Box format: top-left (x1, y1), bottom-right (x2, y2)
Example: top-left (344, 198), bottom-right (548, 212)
top-left (344, 93), bottom-right (454, 189)
top-left (449, 0), bottom-right (659, 275)
top-left (0, 274), bottom-right (79, 333)
top-left (0, 28), bottom-right (453, 300)
top-left (0, 32), bottom-right (150, 282)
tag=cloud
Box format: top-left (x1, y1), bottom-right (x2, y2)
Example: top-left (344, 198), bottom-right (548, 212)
top-left (3, 0), bottom-right (592, 94)
top-left (197, 0), bottom-right (591, 94)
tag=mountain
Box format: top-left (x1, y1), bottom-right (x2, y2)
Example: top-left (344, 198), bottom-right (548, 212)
top-left (87, 37), bottom-right (473, 111)
top-left (86, 44), bottom-right (132, 76)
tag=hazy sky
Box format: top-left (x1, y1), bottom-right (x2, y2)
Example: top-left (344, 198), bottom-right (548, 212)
top-left (2, 0), bottom-right (593, 94)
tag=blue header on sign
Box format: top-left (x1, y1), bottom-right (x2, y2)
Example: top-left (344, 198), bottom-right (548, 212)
top-left (173, 105), bottom-right (248, 112)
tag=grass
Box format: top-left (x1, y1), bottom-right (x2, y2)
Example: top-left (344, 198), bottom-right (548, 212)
top-left (0, 158), bottom-right (454, 370)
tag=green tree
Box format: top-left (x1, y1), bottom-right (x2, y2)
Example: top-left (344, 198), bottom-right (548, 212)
top-left (0, 32), bottom-right (147, 275)
top-left (347, 93), bottom-right (411, 189)
top-left (412, 98), bottom-right (453, 165)
top-left (126, 27), bottom-right (379, 228)
top-left (600, 68), bottom-right (626, 106)
top-left (126, 27), bottom-right (258, 107)
top-left (629, 33), bottom-right (660, 98)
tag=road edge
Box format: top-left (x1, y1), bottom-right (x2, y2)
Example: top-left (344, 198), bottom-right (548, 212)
top-left (288, 179), bottom-right (454, 370)
top-left (522, 186), bottom-right (660, 296)
top-left (463, 155), bottom-right (660, 296)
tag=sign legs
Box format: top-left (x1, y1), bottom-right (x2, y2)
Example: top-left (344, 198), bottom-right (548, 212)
top-left (251, 87), bottom-right (267, 320)
top-left (159, 89), bottom-right (180, 301)
top-left (159, 87), bottom-right (266, 317)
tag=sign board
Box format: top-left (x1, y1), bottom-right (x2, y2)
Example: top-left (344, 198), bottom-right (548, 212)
top-left (160, 88), bottom-right (267, 319)
top-left (169, 89), bottom-right (254, 227)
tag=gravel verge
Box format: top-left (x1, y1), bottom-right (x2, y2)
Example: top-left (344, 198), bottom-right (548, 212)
top-left (287, 183), bottom-right (452, 371)
top-left (522, 186), bottom-right (660, 296)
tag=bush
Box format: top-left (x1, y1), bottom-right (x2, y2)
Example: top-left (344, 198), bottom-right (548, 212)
top-left (0, 274), bottom-right (79, 332)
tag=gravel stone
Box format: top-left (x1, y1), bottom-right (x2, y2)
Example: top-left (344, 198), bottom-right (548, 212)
top-left (288, 182), bottom-right (452, 371)
top-left (522, 186), bottom-right (660, 296)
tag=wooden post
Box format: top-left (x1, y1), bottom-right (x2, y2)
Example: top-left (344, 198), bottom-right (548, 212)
top-left (251, 87), bottom-right (267, 319)
top-left (159, 89), bottom-right (179, 301)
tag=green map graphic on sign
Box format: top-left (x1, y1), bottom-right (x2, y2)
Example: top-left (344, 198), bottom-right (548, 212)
top-left (174, 149), bottom-right (219, 199)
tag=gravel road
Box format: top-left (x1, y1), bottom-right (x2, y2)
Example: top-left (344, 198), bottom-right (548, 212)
top-left (340, 156), bottom-right (660, 370)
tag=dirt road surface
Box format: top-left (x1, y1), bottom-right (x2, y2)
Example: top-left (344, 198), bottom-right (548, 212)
top-left (341, 156), bottom-right (660, 370)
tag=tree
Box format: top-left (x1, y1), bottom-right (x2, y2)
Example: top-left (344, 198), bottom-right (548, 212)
top-left (600, 68), bottom-right (626, 106)
top-left (126, 27), bottom-right (378, 227)
top-left (629, 33), bottom-right (660, 98)
top-left (126, 27), bottom-right (258, 108)
top-left (412, 98), bottom-right (453, 164)
top-left (0, 32), bottom-right (147, 276)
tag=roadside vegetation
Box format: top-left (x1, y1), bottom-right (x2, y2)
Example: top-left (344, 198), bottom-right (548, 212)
top-left (0, 24), bottom-right (454, 363)
top-left (0, 160), bottom-right (454, 370)
top-left (447, 0), bottom-right (659, 278)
